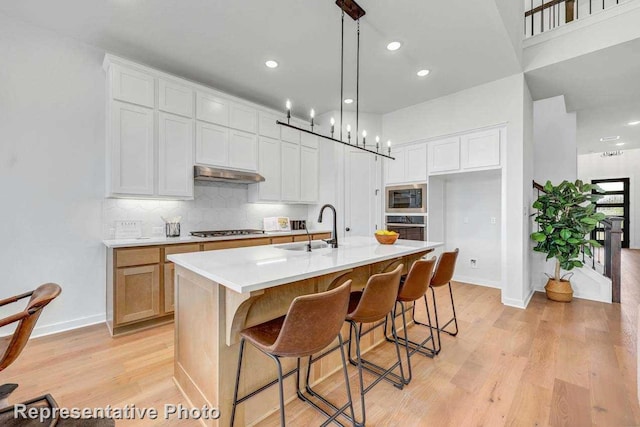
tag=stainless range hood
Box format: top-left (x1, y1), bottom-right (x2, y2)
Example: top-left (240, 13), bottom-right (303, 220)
top-left (194, 166), bottom-right (265, 184)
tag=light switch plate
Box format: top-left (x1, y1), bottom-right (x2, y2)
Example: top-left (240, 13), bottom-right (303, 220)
top-left (115, 220), bottom-right (142, 239)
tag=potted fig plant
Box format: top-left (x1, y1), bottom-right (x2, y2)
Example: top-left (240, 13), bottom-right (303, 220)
top-left (530, 180), bottom-right (605, 302)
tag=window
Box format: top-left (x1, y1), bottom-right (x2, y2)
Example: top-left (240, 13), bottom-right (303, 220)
top-left (591, 178), bottom-right (630, 249)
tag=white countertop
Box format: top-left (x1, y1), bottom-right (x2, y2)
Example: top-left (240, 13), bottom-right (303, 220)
top-left (102, 229), bottom-right (332, 248)
top-left (168, 236), bottom-right (443, 294)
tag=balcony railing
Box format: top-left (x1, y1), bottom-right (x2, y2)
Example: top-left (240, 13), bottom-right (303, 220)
top-left (525, 0), bottom-right (627, 37)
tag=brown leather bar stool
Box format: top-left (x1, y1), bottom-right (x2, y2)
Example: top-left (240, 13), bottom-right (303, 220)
top-left (383, 258), bottom-right (437, 383)
top-left (230, 281), bottom-right (356, 427)
top-left (345, 265), bottom-right (406, 426)
top-left (0, 283), bottom-right (62, 426)
top-left (413, 249), bottom-right (460, 354)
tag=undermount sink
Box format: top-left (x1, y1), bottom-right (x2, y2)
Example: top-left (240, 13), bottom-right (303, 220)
top-left (276, 241), bottom-right (329, 251)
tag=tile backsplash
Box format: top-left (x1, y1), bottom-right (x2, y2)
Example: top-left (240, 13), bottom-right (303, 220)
top-left (102, 182), bottom-right (309, 238)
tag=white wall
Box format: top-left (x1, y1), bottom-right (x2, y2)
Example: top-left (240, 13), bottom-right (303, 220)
top-left (383, 73), bottom-right (533, 308)
top-left (0, 13), bottom-right (107, 335)
top-left (533, 96), bottom-right (577, 184)
top-left (437, 170), bottom-right (502, 287)
top-left (578, 148), bottom-right (640, 249)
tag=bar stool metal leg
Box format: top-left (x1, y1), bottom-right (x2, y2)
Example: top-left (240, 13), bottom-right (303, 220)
top-left (230, 338), bottom-right (246, 427)
top-left (298, 334), bottom-right (359, 427)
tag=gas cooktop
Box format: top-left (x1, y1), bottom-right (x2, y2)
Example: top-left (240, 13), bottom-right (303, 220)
top-left (190, 229), bottom-right (265, 238)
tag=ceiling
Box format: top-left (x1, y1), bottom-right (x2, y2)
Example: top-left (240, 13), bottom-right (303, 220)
top-left (525, 38), bottom-right (640, 154)
top-left (0, 0), bottom-right (522, 116)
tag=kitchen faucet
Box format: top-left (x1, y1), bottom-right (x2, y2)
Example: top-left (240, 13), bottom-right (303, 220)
top-left (303, 222), bottom-right (312, 252)
top-left (317, 204), bottom-right (338, 248)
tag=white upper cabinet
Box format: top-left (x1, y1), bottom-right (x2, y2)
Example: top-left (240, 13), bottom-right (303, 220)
top-left (110, 65), bottom-right (155, 108)
top-left (229, 130), bottom-right (257, 171)
top-left (159, 79), bottom-right (194, 118)
top-left (258, 112), bottom-right (280, 139)
top-left (385, 142), bottom-right (428, 185)
top-left (249, 137), bottom-right (281, 202)
top-left (428, 137), bottom-right (460, 174)
top-left (110, 101), bottom-right (155, 196)
top-left (461, 128), bottom-right (501, 170)
top-left (196, 122), bottom-right (228, 167)
top-left (230, 103), bottom-right (257, 133)
top-left (427, 127), bottom-right (502, 176)
top-left (300, 146), bottom-right (319, 203)
top-left (385, 148), bottom-right (407, 184)
top-left (281, 141), bottom-right (301, 201)
top-left (158, 112), bottom-right (194, 197)
top-left (196, 92), bottom-right (229, 126)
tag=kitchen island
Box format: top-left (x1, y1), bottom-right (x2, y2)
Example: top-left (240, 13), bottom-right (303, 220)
top-left (168, 236), bottom-right (442, 426)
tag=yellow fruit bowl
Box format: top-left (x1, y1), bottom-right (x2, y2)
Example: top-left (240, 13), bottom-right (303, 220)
top-left (374, 231), bottom-right (399, 245)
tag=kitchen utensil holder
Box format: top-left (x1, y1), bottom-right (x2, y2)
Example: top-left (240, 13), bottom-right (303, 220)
top-left (166, 223), bottom-right (180, 238)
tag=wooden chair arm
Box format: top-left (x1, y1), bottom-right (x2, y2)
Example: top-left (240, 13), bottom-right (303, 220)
top-left (0, 312), bottom-right (28, 329)
top-left (0, 291), bottom-right (33, 308)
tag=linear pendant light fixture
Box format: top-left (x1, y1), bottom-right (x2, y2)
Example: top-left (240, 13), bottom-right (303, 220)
top-left (276, 0), bottom-right (395, 160)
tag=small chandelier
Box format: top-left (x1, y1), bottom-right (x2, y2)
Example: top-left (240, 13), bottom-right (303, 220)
top-left (276, 0), bottom-right (395, 160)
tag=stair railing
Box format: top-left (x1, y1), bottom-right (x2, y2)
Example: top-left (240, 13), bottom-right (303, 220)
top-left (525, 0), bottom-right (622, 37)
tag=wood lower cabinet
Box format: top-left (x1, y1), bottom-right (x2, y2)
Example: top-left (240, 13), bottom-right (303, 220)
top-left (107, 233), bottom-right (330, 336)
top-left (115, 265), bottom-right (160, 324)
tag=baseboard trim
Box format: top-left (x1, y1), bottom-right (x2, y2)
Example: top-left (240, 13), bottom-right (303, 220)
top-left (453, 275), bottom-right (502, 289)
top-left (502, 287), bottom-right (535, 310)
top-left (30, 313), bottom-right (106, 339)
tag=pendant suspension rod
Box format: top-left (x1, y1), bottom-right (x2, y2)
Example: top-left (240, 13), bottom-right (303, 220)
top-left (356, 18), bottom-right (360, 146)
top-left (340, 5), bottom-right (345, 141)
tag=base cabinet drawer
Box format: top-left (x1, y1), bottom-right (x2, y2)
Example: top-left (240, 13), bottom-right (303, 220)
top-left (203, 238), bottom-right (271, 251)
top-left (115, 264), bottom-right (160, 325)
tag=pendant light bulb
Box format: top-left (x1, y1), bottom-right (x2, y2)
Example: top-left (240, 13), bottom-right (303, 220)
top-left (375, 136), bottom-right (380, 143)
top-left (286, 99), bottom-right (291, 110)
top-left (330, 117), bottom-right (335, 125)
top-left (310, 108), bottom-right (315, 119)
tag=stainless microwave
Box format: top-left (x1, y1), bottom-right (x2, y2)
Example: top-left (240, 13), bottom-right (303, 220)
top-left (385, 184), bottom-right (427, 213)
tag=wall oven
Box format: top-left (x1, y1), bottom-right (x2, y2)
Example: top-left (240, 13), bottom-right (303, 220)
top-left (385, 184), bottom-right (427, 214)
top-left (385, 215), bottom-right (426, 241)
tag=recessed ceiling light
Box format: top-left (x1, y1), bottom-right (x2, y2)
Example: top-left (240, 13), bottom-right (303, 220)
top-left (265, 60), bottom-right (279, 68)
top-left (616, 142), bottom-right (625, 146)
top-left (600, 136), bottom-right (620, 142)
top-left (344, 98), bottom-right (354, 104)
top-left (417, 69), bottom-right (430, 77)
top-left (628, 120), bottom-right (640, 126)
top-left (386, 41), bottom-right (402, 51)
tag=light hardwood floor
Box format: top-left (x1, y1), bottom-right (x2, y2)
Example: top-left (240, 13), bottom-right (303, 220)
top-left (3, 251), bottom-right (639, 426)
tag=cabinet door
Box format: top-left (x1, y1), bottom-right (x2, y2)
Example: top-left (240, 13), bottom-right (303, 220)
top-left (405, 143), bottom-right (428, 182)
top-left (196, 92), bottom-right (229, 126)
top-left (110, 101), bottom-right (155, 196)
top-left (229, 130), bottom-right (258, 171)
top-left (461, 128), bottom-right (501, 170)
top-left (115, 264), bottom-right (160, 325)
top-left (257, 137), bottom-right (281, 201)
top-left (159, 79), bottom-right (194, 118)
top-left (196, 122), bottom-right (228, 166)
top-left (428, 137), bottom-right (460, 174)
top-left (163, 262), bottom-right (175, 314)
top-left (281, 141), bottom-right (301, 201)
top-left (281, 126), bottom-right (301, 144)
top-left (158, 112), bottom-right (194, 198)
top-left (258, 111), bottom-right (280, 139)
top-left (385, 147), bottom-right (406, 184)
top-left (111, 65), bottom-right (155, 108)
top-left (300, 146), bottom-right (319, 203)
top-left (301, 132), bottom-right (319, 149)
top-left (230, 103), bottom-right (257, 133)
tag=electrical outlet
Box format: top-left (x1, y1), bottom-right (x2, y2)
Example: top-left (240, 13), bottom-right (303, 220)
top-left (490, 217), bottom-right (497, 224)
top-left (152, 226), bottom-right (164, 236)
top-left (108, 228), bottom-right (115, 238)
top-left (470, 259), bottom-right (478, 269)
